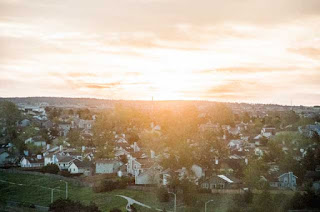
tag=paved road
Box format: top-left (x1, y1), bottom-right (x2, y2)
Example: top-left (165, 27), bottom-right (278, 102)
top-left (116, 195), bottom-right (170, 212)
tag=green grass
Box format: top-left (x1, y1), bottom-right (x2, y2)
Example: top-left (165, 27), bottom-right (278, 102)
top-left (0, 171), bottom-right (234, 211)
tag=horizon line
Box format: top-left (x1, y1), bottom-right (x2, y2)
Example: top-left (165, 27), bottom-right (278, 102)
top-left (0, 96), bottom-right (318, 107)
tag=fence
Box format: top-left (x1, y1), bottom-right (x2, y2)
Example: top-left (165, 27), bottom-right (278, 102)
top-left (211, 188), bottom-right (244, 194)
top-left (0, 168), bottom-right (92, 187)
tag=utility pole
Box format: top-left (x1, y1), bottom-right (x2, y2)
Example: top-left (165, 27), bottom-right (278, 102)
top-left (168, 191), bottom-right (176, 212)
top-left (49, 187), bottom-right (60, 203)
top-left (60, 180), bottom-right (68, 199)
top-left (205, 200), bottom-right (214, 212)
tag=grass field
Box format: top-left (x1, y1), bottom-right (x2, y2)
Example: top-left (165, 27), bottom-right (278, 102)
top-left (0, 171), bottom-right (237, 212)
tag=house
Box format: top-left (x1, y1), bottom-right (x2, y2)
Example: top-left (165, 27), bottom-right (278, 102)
top-left (58, 124), bottom-right (71, 137)
top-left (150, 122), bottom-right (161, 133)
top-left (199, 122), bottom-right (220, 132)
top-left (73, 118), bottom-right (94, 130)
top-left (127, 157), bottom-right (153, 177)
top-left (68, 160), bottom-right (92, 176)
top-left (269, 172), bottom-right (298, 190)
top-left (25, 136), bottom-right (46, 147)
top-left (95, 159), bottom-right (122, 174)
top-left (79, 119), bottom-right (94, 130)
top-left (200, 175), bottom-right (242, 189)
top-left (0, 149), bottom-right (10, 165)
top-left (304, 167), bottom-right (320, 191)
top-left (0, 148), bottom-right (19, 166)
top-left (135, 165), bottom-right (161, 185)
top-left (261, 127), bottom-right (276, 138)
top-left (19, 119), bottom-right (31, 127)
top-left (305, 124), bottom-right (320, 137)
top-left (20, 155), bottom-right (44, 168)
top-left (228, 140), bottom-right (243, 150)
top-left (42, 120), bottom-right (53, 129)
top-left (228, 127), bottom-right (241, 136)
top-left (57, 156), bottom-right (75, 170)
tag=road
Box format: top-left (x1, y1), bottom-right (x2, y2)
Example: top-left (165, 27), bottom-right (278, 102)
top-left (116, 195), bottom-right (169, 212)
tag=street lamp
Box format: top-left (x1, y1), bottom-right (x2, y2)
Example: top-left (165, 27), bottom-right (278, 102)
top-left (60, 180), bottom-right (68, 199)
top-left (168, 191), bottom-right (176, 212)
top-left (205, 200), bottom-right (214, 212)
top-left (49, 187), bottom-right (60, 203)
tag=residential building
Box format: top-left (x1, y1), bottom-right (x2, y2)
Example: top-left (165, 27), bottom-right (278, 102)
top-left (68, 160), bottom-right (92, 176)
top-left (95, 159), bottom-right (122, 174)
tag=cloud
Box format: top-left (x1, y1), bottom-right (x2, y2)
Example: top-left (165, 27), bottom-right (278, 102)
top-left (195, 65), bottom-right (316, 74)
top-left (83, 82), bottom-right (121, 89)
top-left (288, 47), bottom-right (320, 60)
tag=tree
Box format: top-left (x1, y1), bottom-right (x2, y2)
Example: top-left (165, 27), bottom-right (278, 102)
top-left (207, 103), bottom-right (234, 126)
top-left (281, 110), bottom-right (300, 127)
top-left (49, 198), bottom-right (100, 212)
top-left (242, 112), bottom-right (251, 123)
top-left (157, 187), bottom-right (170, 202)
top-left (243, 160), bottom-right (267, 189)
top-left (0, 101), bottom-right (21, 127)
top-left (41, 164), bottom-right (59, 174)
top-left (110, 209), bottom-right (122, 212)
top-left (252, 190), bottom-right (274, 212)
top-left (92, 111), bottom-right (115, 158)
top-left (67, 129), bottom-right (82, 147)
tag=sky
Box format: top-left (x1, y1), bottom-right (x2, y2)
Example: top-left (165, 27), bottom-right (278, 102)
top-left (1, 0), bottom-right (320, 105)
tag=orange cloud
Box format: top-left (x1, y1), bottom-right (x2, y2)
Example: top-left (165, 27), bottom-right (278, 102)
top-left (288, 47), bottom-right (320, 60)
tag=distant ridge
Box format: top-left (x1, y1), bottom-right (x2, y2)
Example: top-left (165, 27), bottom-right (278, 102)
top-left (0, 96), bottom-right (313, 108)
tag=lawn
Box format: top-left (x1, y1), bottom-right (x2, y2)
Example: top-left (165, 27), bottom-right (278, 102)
top-left (0, 170), bottom-right (235, 212)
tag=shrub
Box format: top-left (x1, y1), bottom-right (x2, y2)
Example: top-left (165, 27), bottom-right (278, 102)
top-left (157, 187), bottom-right (170, 202)
top-left (93, 177), bottom-right (131, 193)
top-left (41, 164), bottom-right (60, 174)
top-left (49, 198), bottom-right (100, 212)
top-left (110, 208), bottom-right (122, 212)
top-left (60, 170), bottom-right (72, 177)
top-left (197, 188), bottom-right (211, 193)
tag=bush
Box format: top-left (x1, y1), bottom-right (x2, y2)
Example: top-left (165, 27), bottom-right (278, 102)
top-left (93, 177), bottom-right (131, 193)
top-left (243, 189), bottom-right (254, 204)
top-left (156, 187), bottom-right (170, 202)
top-left (110, 208), bottom-right (122, 212)
top-left (197, 188), bottom-right (211, 193)
top-left (49, 198), bottom-right (100, 212)
top-left (60, 170), bottom-right (72, 177)
top-left (41, 164), bottom-right (60, 174)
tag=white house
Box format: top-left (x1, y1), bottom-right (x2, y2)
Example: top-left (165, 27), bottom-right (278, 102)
top-left (261, 127), bottom-right (276, 138)
top-left (135, 165), bottom-right (161, 185)
top-left (58, 124), bottom-right (71, 137)
top-left (57, 156), bottom-right (75, 170)
top-left (228, 140), bottom-right (243, 149)
top-left (95, 159), bottom-right (122, 174)
top-left (68, 160), bottom-right (92, 176)
top-left (20, 155), bottom-right (44, 168)
top-left (25, 136), bottom-right (46, 147)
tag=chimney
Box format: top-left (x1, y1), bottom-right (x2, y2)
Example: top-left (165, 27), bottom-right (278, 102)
top-left (59, 145), bottom-right (63, 152)
top-left (133, 142), bottom-right (138, 153)
top-left (46, 144), bottom-right (50, 150)
top-left (24, 150), bottom-right (29, 156)
top-left (82, 146), bottom-right (86, 153)
top-left (150, 150), bottom-right (155, 159)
